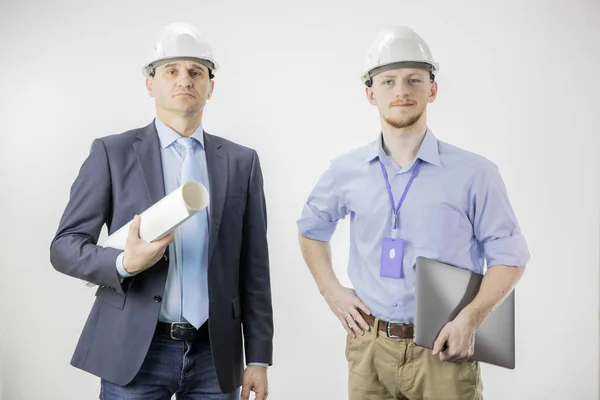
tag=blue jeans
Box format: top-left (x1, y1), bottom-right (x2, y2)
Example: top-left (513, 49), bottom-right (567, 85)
top-left (100, 324), bottom-right (240, 400)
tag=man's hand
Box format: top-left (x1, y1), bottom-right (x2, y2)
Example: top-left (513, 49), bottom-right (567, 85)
top-left (432, 310), bottom-right (478, 363)
top-left (240, 365), bottom-right (268, 400)
top-left (322, 283), bottom-right (371, 338)
top-left (431, 265), bottom-right (525, 363)
top-left (122, 215), bottom-right (175, 274)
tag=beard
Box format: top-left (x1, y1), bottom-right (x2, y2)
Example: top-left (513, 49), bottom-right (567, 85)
top-left (383, 104), bottom-right (425, 129)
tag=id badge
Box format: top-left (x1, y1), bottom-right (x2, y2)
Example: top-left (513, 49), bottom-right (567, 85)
top-left (380, 237), bottom-right (405, 279)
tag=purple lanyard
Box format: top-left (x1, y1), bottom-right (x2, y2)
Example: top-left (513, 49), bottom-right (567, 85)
top-left (379, 159), bottom-right (422, 236)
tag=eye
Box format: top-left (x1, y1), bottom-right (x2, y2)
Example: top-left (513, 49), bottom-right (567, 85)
top-left (409, 78), bottom-right (422, 84)
top-left (382, 79), bottom-right (393, 85)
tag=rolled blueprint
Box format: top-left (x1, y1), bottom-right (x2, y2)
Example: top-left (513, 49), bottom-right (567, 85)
top-left (100, 180), bottom-right (209, 250)
top-left (84, 180), bottom-right (209, 287)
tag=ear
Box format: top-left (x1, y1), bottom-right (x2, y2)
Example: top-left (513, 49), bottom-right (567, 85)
top-left (428, 81), bottom-right (438, 103)
top-left (206, 79), bottom-right (215, 100)
top-left (365, 86), bottom-right (377, 106)
top-left (146, 77), bottom-right (154, 97)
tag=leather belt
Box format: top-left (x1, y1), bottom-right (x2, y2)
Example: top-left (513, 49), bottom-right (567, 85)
top-left (156, 321), bottom-right (203, 341)
top-left (358, 309), bottom-right (414, 339)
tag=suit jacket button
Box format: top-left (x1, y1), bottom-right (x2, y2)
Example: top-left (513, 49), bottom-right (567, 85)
top-left (163, 254), bottom-right (169, 261)
top-left (154, 295), bottom-right (162, 303)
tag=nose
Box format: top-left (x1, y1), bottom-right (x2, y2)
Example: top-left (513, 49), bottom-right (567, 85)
top-left (396, 85), bottom-right (409, 99)
top-left (394, 82), bottom-right (411, 98)
top-left (176, 72), bottom-right (194, 88)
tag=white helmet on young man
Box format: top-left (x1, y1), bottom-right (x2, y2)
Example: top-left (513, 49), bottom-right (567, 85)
top-left (142, 22), bottom-right (219, 78)
top-left (361, 26), bottom-right (438, 87)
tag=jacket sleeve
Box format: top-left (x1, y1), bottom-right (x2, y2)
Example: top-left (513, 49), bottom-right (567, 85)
top-left (240, 150), bottom-right (274, 365)
top-left (50, 138), bottom-right (127, 295)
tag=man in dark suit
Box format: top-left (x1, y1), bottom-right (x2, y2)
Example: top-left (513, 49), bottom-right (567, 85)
top-left (50, 22), bottom-right (273, 400)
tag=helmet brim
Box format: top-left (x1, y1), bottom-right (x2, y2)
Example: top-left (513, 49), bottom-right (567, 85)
top-left (361, 60), bottom-right (439, 85)
top-left (142, 56), bottom-right (219, 77)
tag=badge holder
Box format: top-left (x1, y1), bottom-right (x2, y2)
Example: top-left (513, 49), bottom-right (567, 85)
top-left (380, 213), bottom-right (405, 279)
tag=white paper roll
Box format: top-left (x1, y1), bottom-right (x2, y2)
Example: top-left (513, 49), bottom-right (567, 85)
top-left (101, 180), bottom-right (209, 250)
top-left (84, 180), bottom-right (209, 287)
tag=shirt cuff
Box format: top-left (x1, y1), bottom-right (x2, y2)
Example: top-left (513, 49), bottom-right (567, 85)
top-left (483, 234), bottom-right (531, 268)
top-left (248, 362), bottom-right (269, 368)
top-left (115, 252), bottom-right (134, 279)
top-left (296, 203), bottom-right (338, 242)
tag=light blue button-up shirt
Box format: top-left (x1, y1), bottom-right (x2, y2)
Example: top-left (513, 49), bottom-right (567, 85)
top-left (116, 118), bottom-right (268, 368)
top-left (297, 128), bottom-right (531, 324)
top-left (116, 117), bottom-right (210, 324)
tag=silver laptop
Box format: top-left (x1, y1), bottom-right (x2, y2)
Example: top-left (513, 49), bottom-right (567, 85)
top-left (413, 257), bottom-right (515, 369)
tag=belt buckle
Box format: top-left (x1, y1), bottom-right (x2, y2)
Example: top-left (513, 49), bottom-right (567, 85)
top-left (386, 322), bottom-right (400, 338)
top-left (170, 322), bottom-right (186, 340)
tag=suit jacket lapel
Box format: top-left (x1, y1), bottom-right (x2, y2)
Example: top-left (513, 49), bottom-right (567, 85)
top-left (204, 132), bottom-right (228, 262)
top-left (133, 123), bottom-right (225, 262)
top-left (133, 122), bottom-right (166, 208)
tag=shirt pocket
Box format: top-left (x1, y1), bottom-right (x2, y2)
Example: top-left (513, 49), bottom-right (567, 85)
top-left (419, 199), bottom-right (471, 251)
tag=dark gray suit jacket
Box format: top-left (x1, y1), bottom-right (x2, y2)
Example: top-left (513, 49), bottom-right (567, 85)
top-left (50, 121), bottom-right (274, 393)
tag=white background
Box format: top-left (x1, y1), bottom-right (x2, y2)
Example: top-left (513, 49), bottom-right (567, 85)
top-left (1, 0), bottom-right (599, 399)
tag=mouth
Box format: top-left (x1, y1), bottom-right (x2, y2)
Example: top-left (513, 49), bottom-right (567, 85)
top-left (174, 93), bottom-right (195, 98)
top-left (391, 103), bottom-right (414, 107)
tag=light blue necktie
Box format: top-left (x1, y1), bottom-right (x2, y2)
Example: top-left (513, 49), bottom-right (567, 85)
top-left (178, 137), bottom-right (209, 329)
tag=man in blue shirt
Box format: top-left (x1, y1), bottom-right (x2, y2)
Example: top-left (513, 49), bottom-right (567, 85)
top-left (297, 26), bottom-right (530, 399)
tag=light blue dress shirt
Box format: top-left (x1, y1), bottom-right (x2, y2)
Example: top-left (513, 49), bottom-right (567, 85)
top-left (116, 118), bottom-right (267, 367)
top-left (297, 128), bottom-right (531, 324)
top-left (116, 117), bottom-right (210, 324)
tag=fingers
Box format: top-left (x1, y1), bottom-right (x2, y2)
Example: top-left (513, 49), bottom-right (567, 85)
top-left (345, 313), bottom-right (364, 336)
top-left (446, 346), bottom-right (472, 363)
top-left (240, 383), bottom-right (251, 400)
top-left (339, 315), bottom-right (356, 337)
top-left (438, 340), bottom-right (458, 362)
top-left (255, 385), bottom-right (268, 400)
top-left (436, 328), bottom-right (475, 363)
top-left (352, 294), bottom-right (371, 331)
top-left (127, 215), bottom-right (141, 242)
top-left (154, 230), bottom-right (175, 247)
top-left (432, 325), bottom-right (450, 355)
top-left (442, 349), bottom-right (466, 363)
top-left (256, 392), bottom-right (268, 399)
top-left (437, 340), bottom-right (471, 363)
top-left (354, 297), bottom-right (371, 316)
top-left (349, 308), bottom-right (371, 332)
top-left (329, 288), bottom-right (372, 338)
top-left (439, 348), bottom-right (451, 362)
top-left (344, 309), bottom-right (371, 337)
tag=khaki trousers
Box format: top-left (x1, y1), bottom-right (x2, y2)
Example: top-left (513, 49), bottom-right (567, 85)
top-left (345, 322), bottom-right (483, 399)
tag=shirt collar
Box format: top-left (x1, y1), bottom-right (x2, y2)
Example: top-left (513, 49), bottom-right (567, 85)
top-left (363, 127), bottom-right (441, 167)
top-left (154, 117), bottom-right (205, 149)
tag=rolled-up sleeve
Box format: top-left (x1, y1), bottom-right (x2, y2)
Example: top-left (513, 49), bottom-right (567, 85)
top-left (468, 162), bottom-right (531, 268)
top-left (297, 163), bottom-right (348, 242)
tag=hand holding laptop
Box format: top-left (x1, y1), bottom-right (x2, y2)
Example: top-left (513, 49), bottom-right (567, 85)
top-left (431, 309), bottom-right (477, 363)
top-left (414, 257), bottom-right (517, 369)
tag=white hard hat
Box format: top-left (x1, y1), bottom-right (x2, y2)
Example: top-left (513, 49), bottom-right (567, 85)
top-left (361, 26), bottom-right (439, 87)
top-left (142, 22), bottom-right (219, 78)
